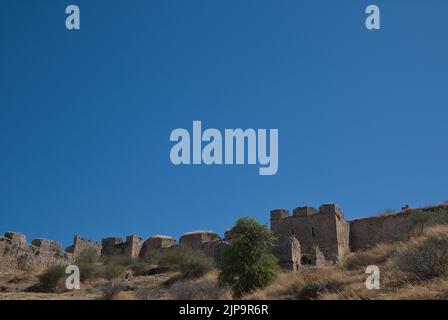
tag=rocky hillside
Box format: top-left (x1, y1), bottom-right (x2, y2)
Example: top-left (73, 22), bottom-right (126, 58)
top-left (1, 203), bottom-right (447, 300)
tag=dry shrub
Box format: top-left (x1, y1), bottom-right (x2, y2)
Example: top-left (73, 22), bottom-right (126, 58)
top-left (343, 244), bottom-right (396, 271)
top-left (409, 207), bottom-right (448, 237)
top-left (246, 267), bottom-right (348, 300)
top-left (36, 265), bottom-right (66, 293)
top-left (240, 223), bottom-right (448, 300)
top-left (75, 249), bottom-right (101, 281)
top-left (169, 278), bottom-right (232, 300)
top-left (296, 268), bottom-right (345, 300)
top-left (393, 235), bottom-right (448, 280)
top-left (98, 281), bottom-right (127, 300)
top-left (77, 261), bottom-right (99, 281)
top-left (136, 285), bottom-right (164, 300)
top-left (384, 278), bottom-right (448, 300)
top-left (244, 272), bottom-right (304, 300)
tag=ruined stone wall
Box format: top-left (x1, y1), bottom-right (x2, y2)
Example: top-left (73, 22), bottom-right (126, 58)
top-left (101, 236), bottom-right (144, 258)
top-left (349, 211), bottom-right (414, 251)
top-left (0, 230), bottom-right (227, 271)
top-left (124, 235), bottom-right (144, 258)
top-left (336, 212), bottom-right (350, 258)
top-left (178, 231), bottom-right (226, 267)
top-left (179, 231), bottom-right (221, 250)
top-left (3, 203), bottom-right (445, 273)
top-left (349, 204), bottom-right (448, 251)
top-left (272, 236), bottom-right (301, 271)
top-left (0, 230), bottom-right (225, 273)
top-left (65, 235), bottom-right (102, 258)
top-left (201, 240), bottom-right (229, 268)
top-left (139, 236), bottom-right (177, 258)
top-left (271, 204), bottom-right (350, 262)
top-left (101, 237), bottom-right (123, 256)
top-left (0, 232), bottom-right (73, 273)
top-left (311, 247), bottom-right (326, 266)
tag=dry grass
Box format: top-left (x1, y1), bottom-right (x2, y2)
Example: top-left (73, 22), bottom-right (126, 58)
top-left (169, 279), bottom-right (231, 300)
top-left (98, 281), bottom-right (128, 300)
top-left (246, 267), bottom-right (365, 300)
top-left (343, 243), bottom-right (396, 271)
top-left (392, 235), bottom-right (448, 280)
top-left (2, 223), bottom-right (448, 300)
top-left (247, 224), bottom-right (448, 300)
top-left (244, 272), bottom-right (305, 300)
top-left (383, 278), bottom-right (448, 300)
top-left (424, 224), bottom-right (448, 237)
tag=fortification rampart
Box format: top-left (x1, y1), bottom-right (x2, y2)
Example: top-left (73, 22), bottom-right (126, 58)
top-left (0, 232), bottom-right (73, 272)
top-left (1, 203), bottom-right (446, 273)
top-left (349, 204), bottom-right (447, 251)
top-left (66, 235), bottom-right (102, 258)
top-left (270, 203), bottom-right (447, 266)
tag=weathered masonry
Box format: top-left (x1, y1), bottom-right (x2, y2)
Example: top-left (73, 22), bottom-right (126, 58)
top-left (270, 203), bottom-right (447, 268)
top-left (1, 203), bottom-right (446, 272)
top-left (270, 204), bottom-right (350, 266)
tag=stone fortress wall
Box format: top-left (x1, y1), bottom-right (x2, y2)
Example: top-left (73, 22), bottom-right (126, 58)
top-left (0, 229), bottom-right (231, 273)
top-left (270, 204), bottom-right (350, 265)
top-left (0, 232), bottom-right (73, 272)
top-left (271, 203), bottom-right (447, 268)
top-left (1, 203), bottom-right (446, 272)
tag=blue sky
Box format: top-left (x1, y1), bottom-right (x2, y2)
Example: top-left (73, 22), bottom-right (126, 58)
top-left (1, 0), bottom-right (447, 247)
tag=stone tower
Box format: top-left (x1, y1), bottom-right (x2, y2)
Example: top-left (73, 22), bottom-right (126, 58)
top-left (270, 204), bottom-right (350, 263)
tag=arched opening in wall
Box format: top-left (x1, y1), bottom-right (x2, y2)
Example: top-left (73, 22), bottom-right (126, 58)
top-left (291, 228), bottom-right (295, 236)
top-left (311, 227), bottom-right (316, 238)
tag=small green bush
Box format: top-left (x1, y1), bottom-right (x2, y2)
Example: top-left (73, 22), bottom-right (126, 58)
top-left (38, 265), bottom-right (66, 293)
top-left (159, 247), bottom-right (213, 279)
top-left (102, 256), bottom-right (134, 267)
top-left (100, 264), bottom-right (125, 280)
top-left (143, 251), bottom-right (162, 265)
top-left (78, 262), bottom-right (98, 281)
top-left (131, 260), bottom-right (150, 276)
top-left (159, 248), bottom-right (189, 267)
top-left (180, 254), bottom-right (213, 279)
top-left (410, 208), bottom-right (448, 236)
top-left (73, 249), bottom-right (101, 281)
top-left (297, 282), bottom-right (323, 300)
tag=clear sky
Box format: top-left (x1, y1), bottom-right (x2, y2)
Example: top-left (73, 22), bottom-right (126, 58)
top-left (1, 1), bottom-right (447, 247)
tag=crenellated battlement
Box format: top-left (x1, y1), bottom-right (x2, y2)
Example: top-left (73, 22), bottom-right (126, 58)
top-left (270, 203), bottom-right (350, 264)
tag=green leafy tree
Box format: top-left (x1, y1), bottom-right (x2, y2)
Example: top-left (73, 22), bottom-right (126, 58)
top-left (219, 217), bottom-right (279, 298)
